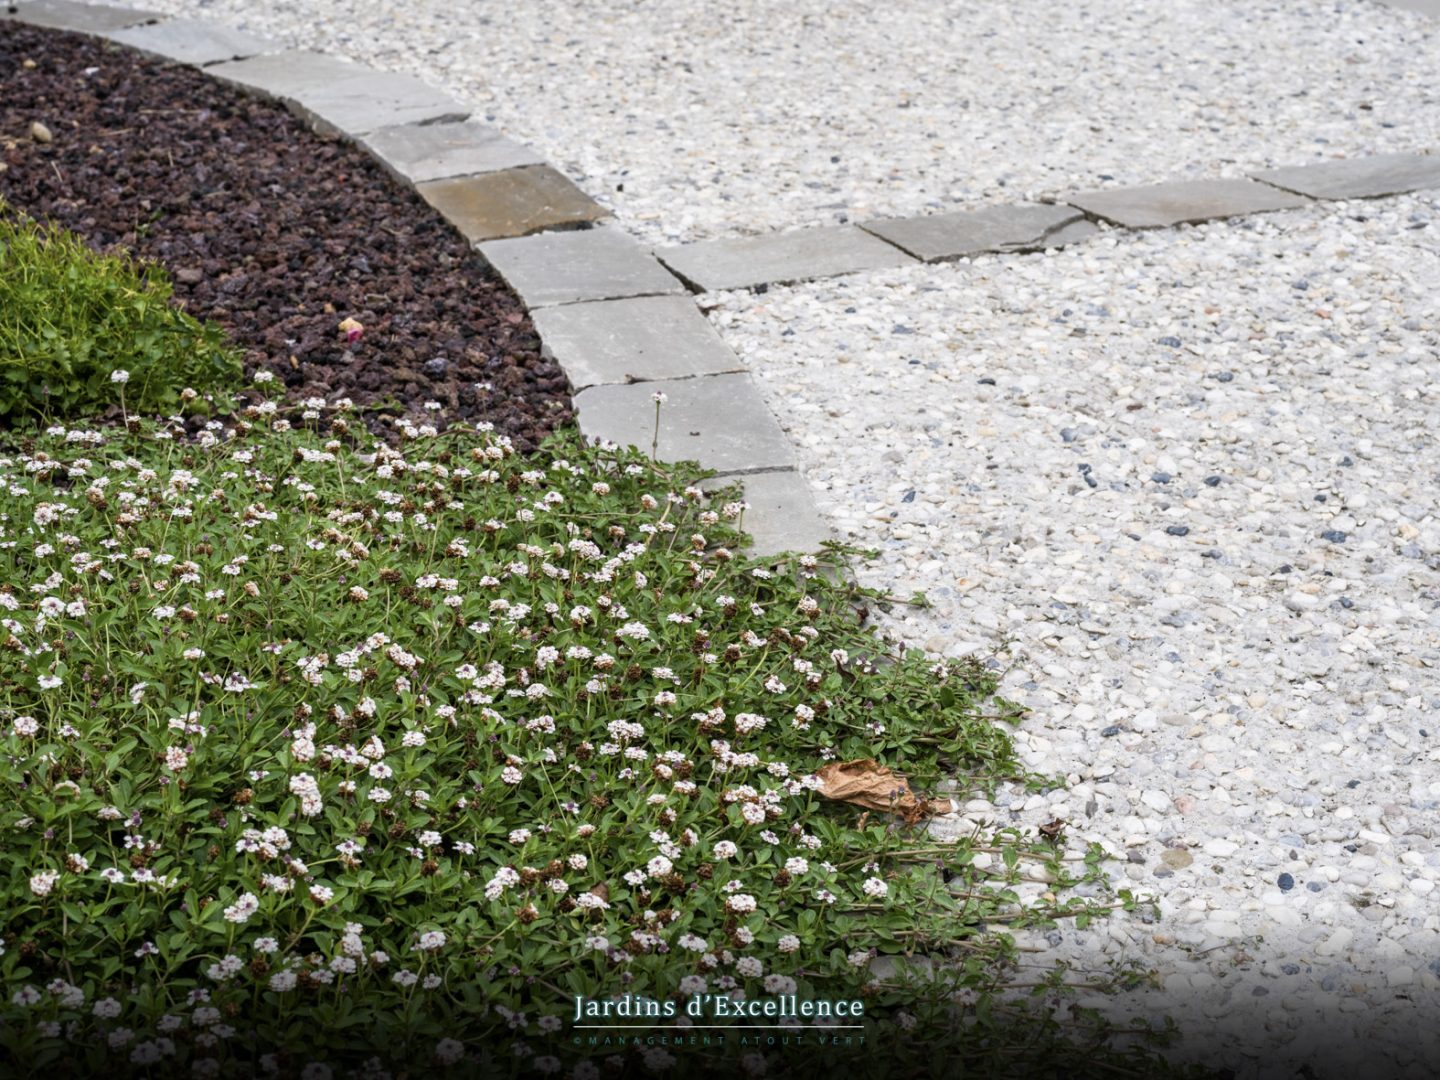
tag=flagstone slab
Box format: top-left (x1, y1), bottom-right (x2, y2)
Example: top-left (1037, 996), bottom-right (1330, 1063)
top-left (206, 49), bottom-right (358, 97)
top-left (103, 17), bottom-right (276, 65)
top-left (532, 295), bottom-right (743, 390)
top-left (362, 119), bottom-right (544, 184)
top-left (1042, 217), bottom-right (1102, 249)
top-left (1251, 153), bottom-right (1440, 201)
top-left (416, 166), bottom-right (606, 244)
top-left (478, 228), bottom-right (684, 309)
top-left (574, 374), bottom-right (794, 474)
top-left (1381, 0), bottom-right (1440, 14)
top-left (1066, 179), bottom-right (1309, 229)
top-left (4, 0), bottom-right (157, 32)
top-left (657, 225), bottom-right (916, 293)
top-left (208, 51), bottom-right (466, 136)
top-left (701, 469), bottom-right (834, 557)
top-left (862, 202), bottom-right (1092, 262)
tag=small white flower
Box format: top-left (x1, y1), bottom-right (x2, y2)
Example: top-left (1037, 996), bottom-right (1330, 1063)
top-left (223, 893), bottom-right (260, 924)
top-left (435, 1039), bottom-right (465, 1066)
top-left (111, 370), bottom-right (131, 384)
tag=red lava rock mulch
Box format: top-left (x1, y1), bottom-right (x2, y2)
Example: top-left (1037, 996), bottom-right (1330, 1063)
top-left (0, 22), bottom-right (573, 448)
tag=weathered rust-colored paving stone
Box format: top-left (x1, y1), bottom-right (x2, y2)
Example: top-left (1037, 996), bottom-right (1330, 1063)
top-left (416, 165), bottom-right (606, 244)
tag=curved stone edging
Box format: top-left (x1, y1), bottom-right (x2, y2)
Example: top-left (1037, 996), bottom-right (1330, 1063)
top-left (9, 1), bottom-right (1438, 557)
top-left (3, 0), bottom-right (835, 557)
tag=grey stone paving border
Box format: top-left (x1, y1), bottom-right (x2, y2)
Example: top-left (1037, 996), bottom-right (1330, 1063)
top-left (1065, 177), bottom-right (1312, 229)
top-left (530, 295), bottom-right (745, 391)
top-left (14, 5), bottom-right (1432, 558)
top-left (3, 0), bottom-right (156, 32)
top-left (657, 225), bottom-right (917, 292)
top-left (1251, 152), bottom-right (1440, 201)
top-left (5, 0), bottom-right (828, 556)
top-left (656, 154), bottom-right (1438, 294)
top-left (861, 202), bottom-right (1095, 263)
top-left (101, 16), bottom-right (277, 65)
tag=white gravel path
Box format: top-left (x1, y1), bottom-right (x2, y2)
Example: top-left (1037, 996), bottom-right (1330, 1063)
top-left (144, 0), bottom-right (1439, 246)
top-left (120, 3), bottom-right (1440, 1069)
top-left (706, 195), bottom-right (1440, 1078)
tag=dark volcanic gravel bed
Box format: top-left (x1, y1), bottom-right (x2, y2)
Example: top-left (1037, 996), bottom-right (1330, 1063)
top-left (0, 22), bottom-right (572, 448)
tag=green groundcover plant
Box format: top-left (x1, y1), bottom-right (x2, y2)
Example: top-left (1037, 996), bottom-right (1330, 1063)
top-left (0, 396), bottom-right (1185, 1080)
top-left (0, 207), bottom-right (242, 421)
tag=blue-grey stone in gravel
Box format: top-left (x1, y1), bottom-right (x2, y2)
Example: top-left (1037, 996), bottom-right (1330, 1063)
top-left (208, 51), bottom-right (467, 136)
top-left (103, 17), bottom-right (276, 65)
top-left (1308, 881), bottom-right (1325, 892)
top-left (860, 202), bottom-right (1092, 263)
top-left (1252, 153), bottom-right (1440, 201)
top-left (531, 295), bottom-right (744, 390)
top-left (3, 0), bottom-right (157, 32)
top-left (362, 120), bottom-right (544, 184)
top-left (1205, 475), bottom-right (1222, 486)
top-left (1321, 530), bottom-right (1347, 543)
top-left (1152, 472), bottom-right (1172, 483)
top-left (1166, 525), bottom-right (1191, 536)
top-left (422, 358), bottom-right (448, 378)
top-left (1278, 873), bottom-right (1295, 891)
top-left (1281, 963), bottom-right (1302, 975)
top-left (1066, 179), bottom-right (1309, 229)
top-left (657, 225), bottom-right (914, 293)
top-left (574, 373), bottom-right (794, 474)
top-left (1156, 336), bottom-right (1183, 348)
top-left (479, 228), bottom-right (684, 309)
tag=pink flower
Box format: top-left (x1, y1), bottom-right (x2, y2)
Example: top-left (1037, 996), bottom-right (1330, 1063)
top-left (338, 317), bottom-right (364, 344)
